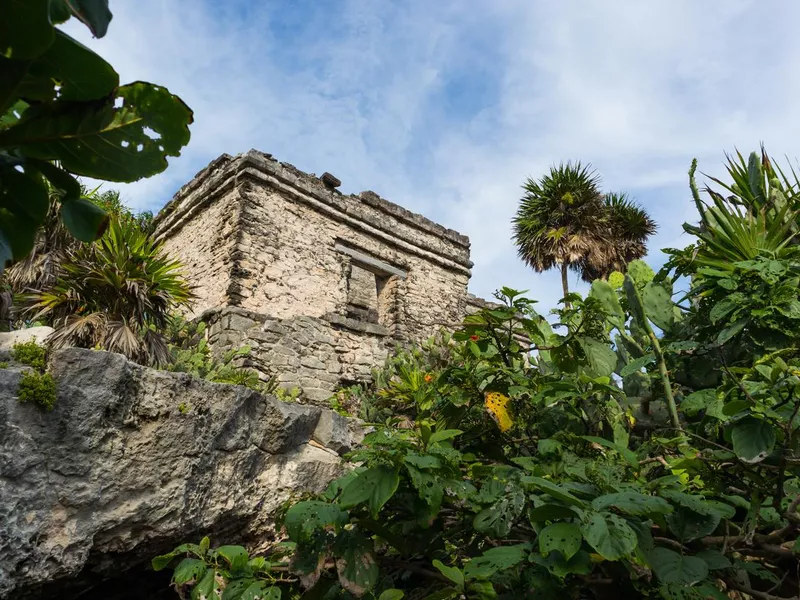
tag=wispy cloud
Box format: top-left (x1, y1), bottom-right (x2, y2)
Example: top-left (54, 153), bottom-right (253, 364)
top-left (67, 0), bottom-right (800, 314)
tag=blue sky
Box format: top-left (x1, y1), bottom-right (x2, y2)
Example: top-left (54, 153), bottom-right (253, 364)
top-left (66, 0), bottom-right (800, 314)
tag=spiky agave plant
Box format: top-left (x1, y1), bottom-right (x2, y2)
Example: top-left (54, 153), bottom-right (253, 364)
top-left (26, 217), bottom-right (194, 365)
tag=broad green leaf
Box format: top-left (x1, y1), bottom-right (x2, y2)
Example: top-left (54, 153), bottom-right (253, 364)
top-left (716, 319), bottom-right (746, 345)
top-left (339, 465), bottom-right (400, 518)
top-left (590, 279), bottom-right (625, 329)
top-left (0, 57), bottom-right (30, 115)
top-left (528, 504), bottom-right (579, 523)
top-left (283, 501), bottom-right (349, 541)
top-left (649, 547), bottom-right (709, 584)
top-left (680, 389), bottom-right (722, 419)
top-left (61, 196), bottom-right (109, 242)
top-left (695, 549), bottom-right (732, 570)
top-left (0, 82), bottom-right (193, 182)
top-left (659, 583), bottom-right (728, 600)
top-left (191, 567), bottom-right (221, 600)
top-left (665, 506), bottom-right (720, 543)
top-left (730, 417), bottom-right (776, 463)
top-left (581, 512), bottom-right (637, 560)
top-left (432, 560), bottom-right (464, 588)
top-left (428, 429), bottom-right (462, 445)
top-left (0, 0), bottom-right (54, 59)
top-left (171, 558), bottom-right (206, 584)
top-left (335, 530), bottom-right (379, 597)
top-left (64, 0), bottom-right (113, 37)
top-left (642, 282), bottom-right (675, 330)
top-left (378, 591), bottom-right (405, 600)
top-left (463, 544), bottom-right (530, 580)
top-left (473, 486), bottom-right (525, 538)
top-left (421, 587), bottom-right (458, 600)
top-left (23, 30), bottom-right (119, 102)
top-left (215, 545), bottom-right (249, 571)
top-left (539, 522), bottom-right (582, 560)
top-left (0, 164), bottom-right (48, 223)
top-left (523, 476), bottom-right (586, 507)
top-left (620, 354), bottom-right (655, 377)
top-left (577, 336), bottom-right (617, 378)
top-left (246, 585), bottom-right (280, 600)
top-left (407, 465), bottom-right (444, 512)
top-left (709, 298), bottom-right (738, 324)
top-left (592, 492), bottom-right (672, 517)
top-left (30, 160), bottom-right (81, 202)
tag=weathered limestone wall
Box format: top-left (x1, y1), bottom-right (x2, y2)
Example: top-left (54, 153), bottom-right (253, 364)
top-left (203, 306), bottom-right (393, 404)
top-left (0, 348), bottom-right (364, 599)
top-left (154, 156), bottom-right (242, 319)
top-left (153, 150), bottom-right (473, 338)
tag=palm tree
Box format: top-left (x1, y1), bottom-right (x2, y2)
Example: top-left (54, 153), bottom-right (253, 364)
top-left (25, 217), bottom-right (194, 365)
top-left (579, 193), bottom-right (657, 282)
top-left (512, 162), bottom-right (607, 299)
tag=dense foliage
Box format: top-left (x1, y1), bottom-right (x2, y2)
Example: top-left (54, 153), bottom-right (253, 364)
top-left (12, 340), bottom-right (56, 411)
top-left (164, 315), bottom-right (278, 393)
top-left (512, 162), bottom-right (656, 297)
top-left (0, 0), bottom-right (192, 271)
top-left (25, 217), bottom-right (193, 365)
top-left (155, 150), bottom-right (800, 600)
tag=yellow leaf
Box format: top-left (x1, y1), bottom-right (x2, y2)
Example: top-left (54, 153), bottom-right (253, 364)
top-left (589, 553), bottom-right (605, 563)
top-left (484, 391), bottom-right (513, 432)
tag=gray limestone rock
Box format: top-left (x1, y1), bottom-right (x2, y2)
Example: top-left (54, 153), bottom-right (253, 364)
top-left (0, 348), bottom-right (363, 599)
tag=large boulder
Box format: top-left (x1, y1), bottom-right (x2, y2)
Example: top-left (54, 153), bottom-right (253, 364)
top-left (0, 348), bottom-right (364, 599)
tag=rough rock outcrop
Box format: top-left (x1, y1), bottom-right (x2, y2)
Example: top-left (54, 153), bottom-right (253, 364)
top-left (0, 348), bottom-right (364, 599)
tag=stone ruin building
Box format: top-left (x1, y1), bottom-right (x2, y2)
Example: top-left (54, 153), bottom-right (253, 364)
top-left (152, 150), bottom-right (493, 403)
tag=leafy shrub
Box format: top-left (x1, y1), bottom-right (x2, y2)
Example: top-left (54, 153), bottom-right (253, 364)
top-left (157, 151), bottom-right (800, 600)
top-left (17, 371), bottom-right (57, 411)
top-left (164, 315), bottom-right (278, 394)
top-left (12, 340), bottom-right (47, 370)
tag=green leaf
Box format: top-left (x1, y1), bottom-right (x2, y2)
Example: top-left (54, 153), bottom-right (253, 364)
top-left (30, 160), bottom-right (81, 201)
top-left (25, 30), bottom-right (119, 102)
top-left (539, 522), bottom-right (582, 561)
top-left (283, 501), bottom-right (349, 541)
top-left (432, 560), bottom-right (464, 588)
top-left (0, 81), bottom-right (193, 182)
top-left (695, 549), bottom-right (732, 570)
top-left (680, 389), bottom-right (722, 419)
top-left (172, 558), bottom-right (206, 585)
top-left (215, 545), bottom-right (249, 571)
top-left (665, 506), bottom-right (720, 543)
top-left (592, 492), bottom-right (672, 517)
top-left (528, 504), bottom-right (579, 523)
top-left (581, 512), bottom-right (637, 561)
top-left (473, 486), bottom-right (525, 538)
top-left (378, 591), bottom-right (405, 600)
top-left (642, 282), bottom-right (675, 330)
top-left (335, 530), bottom-right (379, 597)
top-left (577, 336), bottom-right (617, 378)
top-left (339, 465), bottom-right (400, 518)
top-left (590, 279), bottom-right (625, 329)
top-left (716, 319), bottom-right (746, 345)
top-left (422, 587), bottom-right (459, 600)
top-left (191, 568), bottom-right (221, 600)
top-left (463, 544), bottom-right (530, 580)
top-left (709, 298), bottom-right (738, 324)
top-left (731, 417), bottom-right (776, 463)
top-left (649, 547), bottom-right (709, 584)
top-left (64, 0), bottom-right (113, 37)
top-left (620, 354), bottom-right (655, 377)
top-left (1, 163), bottom-right (48, 222)
top-left (524, 476), bottom-right (586, 507)
top-left (428, 429), bottom-right (462, 445)
top-left (61, 196), bottom-right (109, 242)
top-left (0, 0), bottom-right (54, 59)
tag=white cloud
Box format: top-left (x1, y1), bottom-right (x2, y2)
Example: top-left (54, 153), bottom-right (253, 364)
top-left (66, 0), bottom-right (800, 315)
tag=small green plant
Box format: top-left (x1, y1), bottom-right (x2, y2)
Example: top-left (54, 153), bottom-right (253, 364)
top-left (12, 340), bottom-right (47, 370)
top-left (177, 402), bottom-right (190, 415)
top-left (17, 371), bottom-right (57, 411)
top-left (164, 315), bottom-right (278, 395)
top-left (0, 361), bottom-right (9, 369)
top-left (274, 386), bottom-right (301, 403)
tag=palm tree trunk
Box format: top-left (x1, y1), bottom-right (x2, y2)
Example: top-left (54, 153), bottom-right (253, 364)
top-left (560, 262), bottom-right (570, 307)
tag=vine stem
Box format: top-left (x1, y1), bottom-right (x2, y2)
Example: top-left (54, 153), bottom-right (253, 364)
top-left (645, 327), bottom-right (682, 431)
